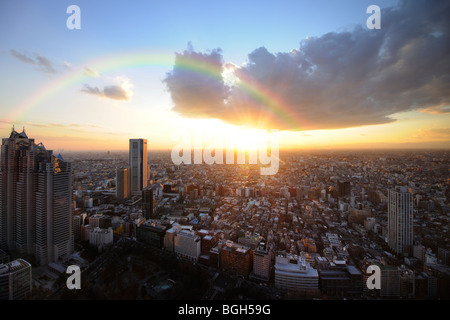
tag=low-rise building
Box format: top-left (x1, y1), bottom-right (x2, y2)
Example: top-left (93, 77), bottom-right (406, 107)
top-left (274, 254), bottom-right (319, 295)
top-left (174, 230), bottom-right (201, 262)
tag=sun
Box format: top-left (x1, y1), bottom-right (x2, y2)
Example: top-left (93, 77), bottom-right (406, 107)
top-left (231, 127), bottom-right (266, 152)
top-left (177, 118), bottom-right (276, 155)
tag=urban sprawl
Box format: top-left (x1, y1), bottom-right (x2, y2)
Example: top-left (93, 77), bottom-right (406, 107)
top-left (1, 130), bottom-right (449, 300)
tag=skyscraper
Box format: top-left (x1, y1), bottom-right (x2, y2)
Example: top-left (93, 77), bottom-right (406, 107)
top-left (35, 152), bottom-right (73, 265)
top-left (0, 128), bottom-right (35, 254)
top-left (129, 139), bottom-right (148, 196)
top-left (0, 128), bottom-right (73, 265)
top-left (388, 186), bottom-right (413, 256)
top-left (116, 166), bottom-right (131, 201)
top-left (142, 186), bottom-right (154, 219)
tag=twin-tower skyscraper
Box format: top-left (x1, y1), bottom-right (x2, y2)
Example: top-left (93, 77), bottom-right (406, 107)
top-left (0, 128), bottom-right (73, 266)
top-left (0, 131), bottom-right (149, 267)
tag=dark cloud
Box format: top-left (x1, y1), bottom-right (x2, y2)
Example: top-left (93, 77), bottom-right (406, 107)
top-left (163, 43), bottom-right (229, 118)
top-left (419, 105), bottom-right (450, 114)
top-left (163, 0), bottom-right (450, 130)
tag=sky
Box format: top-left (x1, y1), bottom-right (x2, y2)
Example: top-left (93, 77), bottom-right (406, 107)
top-left (0, 0), bottom-right (449, 152)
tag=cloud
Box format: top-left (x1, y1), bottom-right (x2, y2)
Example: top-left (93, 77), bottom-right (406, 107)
top-left (81, 77), bottom-right (134, 101)
top-left (84, 67), bottom-right (100, 77)
top-left (63, 61), bottom-right (73, 70)
top-left (163, 0), bottom-right (450, 131)
top-left (81, 84), bottom-right (103, 97)
top-left (10, 49), bottom-right (36, 64)
top-left (414, 127), bottom-right (450, 141)
top-left (9, 49), bottom-right (58, 74)
top-left (34, 54), bottom-right (56, 74)
top-left (28, 122), bottom-right (100, 129)
top-left (0, 120), bottom-right (101, 131)
top-left (163, 43), bottom-right (229, 118)
top-left (103, 85), bottom-right (129, 100)
top-left (419, 105), bottom-right (450, 114)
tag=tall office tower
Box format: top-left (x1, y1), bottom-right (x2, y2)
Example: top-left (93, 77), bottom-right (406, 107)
top-left (0, 128), bottom-right (73, 265)
top-left (116, 166), bottom-right (131, 201)
top-left (129, 139), bottom-right (148, 196)
top-left (0, 258), bottom-right (32, 300)
top-left (0, 128), bottom-right (36, 253)
top-left (34, 149), bottom-right (73, 265)
top-left (388, 186), bottom-right (413, 256)
top-left (142, 186), bottom-right (154, 219)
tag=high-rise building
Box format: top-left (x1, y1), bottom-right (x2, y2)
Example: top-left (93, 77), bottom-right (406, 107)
top-left (0, 128), bottom-right (35, 253)
top-left (337, 181), bottom-right (351, 198)
top-left (200, 233), bottom-right (217, 255)
top-left (379, 263), bottom-right (401, 297)
top-left (116, 166), bottom-right (131, 201)
top-left (34, 151), bottom-right (73, 265)
top-left (129, 139), bottom-right (148, 196)
top-left (0, 249), bottom-right (9, 264)
top-left (388, 186), bottom-right (413, 256)
top-left (251, 241), bottom-right (272, 282)
top-left (142, 186), bottom-right (154, 219)
top-left (0, 128), bottom-right (73, 265)
top-left (136, 219), bottom-right (168, 248)
top-left (220, 241), bottom-right (253, 278)
top-left (0, 258), bottom-right (32, 300)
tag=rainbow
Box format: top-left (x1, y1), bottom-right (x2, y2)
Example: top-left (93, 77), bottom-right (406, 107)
top-left (7, 50), bottom-right (299, 129)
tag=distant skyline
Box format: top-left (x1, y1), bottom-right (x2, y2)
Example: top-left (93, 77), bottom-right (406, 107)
top-left (1, 0), bottom-right (449, 151)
